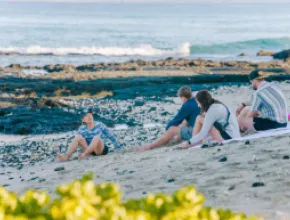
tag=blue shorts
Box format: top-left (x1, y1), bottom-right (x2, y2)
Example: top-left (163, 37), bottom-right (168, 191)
top-left (180, 126), bottom-right (193, 140)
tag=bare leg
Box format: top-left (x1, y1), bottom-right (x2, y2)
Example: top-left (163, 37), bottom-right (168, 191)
top-left (57, 135), bottom-right (88, 161)
top-left (194, 115), bottom-right (224, 143)
top-left (238, 108), bottom-right (254, 132)
top-left (209, 127), bottom-right (224, 142)
top-left (136, 126), bottom-right (180, 152)
top-left (192, 115), bottom-right (205, 145)
top-left (79, 136), bottom-right (104, 159)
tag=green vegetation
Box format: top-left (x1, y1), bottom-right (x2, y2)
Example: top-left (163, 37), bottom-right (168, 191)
top-left (0, 173), bottom-right (261, 220)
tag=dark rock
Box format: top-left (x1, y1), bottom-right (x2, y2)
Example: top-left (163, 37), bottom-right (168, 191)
top-left (201, 144), bottom-right (209, 149)
top-left (228, 185), bottom-right (236, 191)
top-left (219, 156), bottom-right (227, 162)
top-left (223, 61), bottom-right (238, 67)
top-left (134, 99), bottom-right (145, 107)
top-left (238, 52), bottom-right (248, 57)
top-left (54, 166), bottom-right (65, 172)
top-left (206, 61), bottom-right (222, 68)
top-left (39, 178), bottom-right (46, 183)
top-left (29, 177), bottom-right (38, 181)
top-left (17, 164), bottom-right (24, 170)
top-left (160, 111), bottom-right (169, 116)
top-left (3, 184), bottom-right (9, 187)
top-left (189, 59), bottom-right (206, 67)
top-left (129, 171), bottom-right (135, 174)
top-left (44, 64), bottom-right (75, 73)
top-left (8, 64), bottom-right (22, 69)
top-left (136, 59), bottom-right (147, 66)
top-left (252, 182), bottom-right (265, 187)
top-left (272, 49), bottom-right (290, 60)
top-left (283, 155), bottom-right (290, 160)
top-left (167, 178), bottom-right (175, 183)
top-left (257, 50), bottom-right (275, 56)
top-left (148, 106), bottom-right (157, 113)
top-left (142, 191), bottom-right (147, 195)
top-left (245, 140), bottom-right (250, 145)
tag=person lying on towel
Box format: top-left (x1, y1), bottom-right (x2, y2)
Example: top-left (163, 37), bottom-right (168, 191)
top-left (236, 70), bottom-right (288, 132)
top-left (57, 108), bottom-right (121, 161)
top-left (181, 90), bottom-right (241, 149)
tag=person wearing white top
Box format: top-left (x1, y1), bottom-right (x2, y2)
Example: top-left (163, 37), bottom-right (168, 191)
top-left (181, 90), bottom-right (241, 149)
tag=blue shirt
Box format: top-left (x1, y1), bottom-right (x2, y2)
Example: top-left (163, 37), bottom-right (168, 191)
top-left (166, 98), bottom-right (200, 130)
top-left (77, 121), bottom-right (121, 149)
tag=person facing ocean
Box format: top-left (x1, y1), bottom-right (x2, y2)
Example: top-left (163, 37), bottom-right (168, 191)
top-left (57, 108), bottom-right (121, 161)
top-left (237, 70), bottom-right (288, 132)
top-left (135, 86), bottom-right (200, 152)
top-left (180, 90), bottom-right (240, 149)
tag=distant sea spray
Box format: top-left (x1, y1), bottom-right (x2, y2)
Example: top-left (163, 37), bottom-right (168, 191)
top-left (0, 43), bottom-right (191, 56)
top-left (1, 38), bottom-right (289, 57)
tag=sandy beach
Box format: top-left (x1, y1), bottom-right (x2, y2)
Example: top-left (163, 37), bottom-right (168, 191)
top-left (1, 82), bottom-right (290, 219)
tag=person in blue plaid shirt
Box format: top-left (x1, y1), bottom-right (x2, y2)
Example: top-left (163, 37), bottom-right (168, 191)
top-left (237, 70), bottom-right (288, 132)
top-left (57, 108), bottom-right (121, 161)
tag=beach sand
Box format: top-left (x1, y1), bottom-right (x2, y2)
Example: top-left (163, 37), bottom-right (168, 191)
top-left (1, 83), bottom-right (290, 220)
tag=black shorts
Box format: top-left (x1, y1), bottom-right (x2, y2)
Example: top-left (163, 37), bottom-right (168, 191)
top-left (91, 145), bottom-right (109, 156)
top-left (213, 123), bottom-right (232, 141)
top-left (219, 130), bottom-right (232, 141)
top-left (253, 117), bottom-right (287, 131)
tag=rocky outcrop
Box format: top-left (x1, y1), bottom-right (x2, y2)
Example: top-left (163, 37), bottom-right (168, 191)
top-left (257, 50), bottom-right (275, 56)
top-left (44, 64), bottom-right (76, 73)
top-left (272, 49), bottom-right (290, 60)
top-left (2, 57), bottom-right (290, 74)
top-left (238, 52), bottom-right (248, 56)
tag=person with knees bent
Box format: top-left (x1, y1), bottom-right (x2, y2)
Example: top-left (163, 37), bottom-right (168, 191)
top-left (57, 108), bottom-right (121, 161)
top-left (237, 70), bottom-right (288, 132)
top-left (181, 90), bottom-right (240, 149)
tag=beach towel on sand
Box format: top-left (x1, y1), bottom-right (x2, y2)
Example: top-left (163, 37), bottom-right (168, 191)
top-left (189, 123), bottom-right (290, 150)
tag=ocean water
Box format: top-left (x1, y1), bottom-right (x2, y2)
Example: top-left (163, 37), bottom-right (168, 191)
top-left (0, 2), bottom-right (290, 66)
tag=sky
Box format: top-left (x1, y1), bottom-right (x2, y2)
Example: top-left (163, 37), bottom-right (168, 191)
top-left (3, 0), bottom-right (290, 3)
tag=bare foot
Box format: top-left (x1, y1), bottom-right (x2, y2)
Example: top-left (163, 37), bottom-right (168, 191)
top-left (57, 153), bottom-right (69, 162)
top-left (78, 153), bottom-right (88, 160)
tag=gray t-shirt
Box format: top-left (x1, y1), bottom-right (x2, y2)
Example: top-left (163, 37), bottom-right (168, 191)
top-left (189, 104), bottom-right (241, 145)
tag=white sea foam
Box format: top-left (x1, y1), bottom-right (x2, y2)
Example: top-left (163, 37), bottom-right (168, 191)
top-left (0, 43), bottom-right (190, 57)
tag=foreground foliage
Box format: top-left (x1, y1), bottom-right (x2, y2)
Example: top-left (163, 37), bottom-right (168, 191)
top-left (0, 173), bottom-right (261, 220)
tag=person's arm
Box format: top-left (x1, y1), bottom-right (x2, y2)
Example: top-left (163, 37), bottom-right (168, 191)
top-left (236, 101), bottom-right (251, 116)
top-left (248, 94), bottom-right (262, 118)
top-left (188, 107), bottom-right (218, 146)
top-left (100, 123), bottom-right (122, 149)
top-left (166, 104), bottom-right (191, 130)
top-left (76, 125), bottom-right (85, 136)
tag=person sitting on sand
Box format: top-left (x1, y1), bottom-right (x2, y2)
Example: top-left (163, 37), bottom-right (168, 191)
top-left (236, 70), bottom-right (288, 132)
top-left (57, 108), bottom-right (121, 161)
top-left (180, 90), bottom-right (240, 149)
top-left (136, 86), bottom-right (200, 152)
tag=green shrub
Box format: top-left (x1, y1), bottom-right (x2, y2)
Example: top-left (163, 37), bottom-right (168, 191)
top-left (0, 173), bottom-right (262, 220)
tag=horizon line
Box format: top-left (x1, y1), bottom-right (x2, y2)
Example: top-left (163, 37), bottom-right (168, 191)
top-left (3, 0), bottom-right (290, 3)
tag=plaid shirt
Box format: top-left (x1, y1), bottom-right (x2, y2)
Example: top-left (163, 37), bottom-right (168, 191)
top-left (251, 82), bottom-right (288, 123)
top-left (77, 121), bottom-right (121, 149)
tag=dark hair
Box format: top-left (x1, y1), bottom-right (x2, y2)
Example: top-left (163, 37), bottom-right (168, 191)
top-left (177, 86), bottom-right (192, 99)
top-left (196, 90), bottom-right (222, 113)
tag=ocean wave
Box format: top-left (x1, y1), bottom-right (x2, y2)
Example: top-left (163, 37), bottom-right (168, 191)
top-left (189, 37), bottom-right (290, 54)
top-left (0, 43), bottom-right (191, 56)
top-left (0, 37), bottom-right (289, 57)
